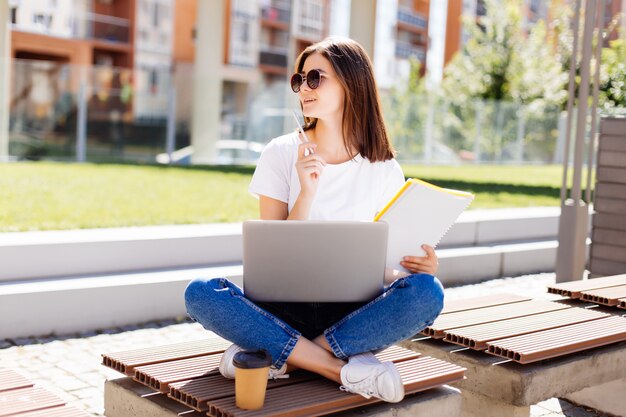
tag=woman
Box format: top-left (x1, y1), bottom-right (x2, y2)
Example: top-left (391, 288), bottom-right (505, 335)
top-left (185, 37), bottom-right (443, 403)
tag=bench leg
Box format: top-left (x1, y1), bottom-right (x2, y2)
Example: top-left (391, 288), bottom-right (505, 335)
top-left (564, 377), bottom-right (626, 417)
top-left (461, 390), bottom-right (530, 417)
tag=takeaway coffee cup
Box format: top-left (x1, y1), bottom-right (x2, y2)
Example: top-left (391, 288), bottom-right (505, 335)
top-left (233, 350), bottom-right (272, 410)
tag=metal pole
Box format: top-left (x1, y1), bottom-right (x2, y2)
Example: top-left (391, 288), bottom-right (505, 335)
top-left (165, 86), bottom-right (177, 164)
top-left (571, 0), bottom-right (596, 204)
top-left (560, 0), bottom-right (582, 203)
top-left (0, 1), bottom-right (10, 162)
top-left (76, 80), bottom-right (87, 163)
top-left (515, 106), bottom-right (525, 163)
top-left (474, 99), bottom-right (482, 163)
top-left (555, 0), bottom-right (598, 283)
top-left (586, 0), bottom-right (605, 204)
top-left (423, 95), bottom-right (435, 163)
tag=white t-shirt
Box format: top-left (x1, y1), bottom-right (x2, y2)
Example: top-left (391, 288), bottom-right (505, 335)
top-left (249, 132), bottom-right (406, 221)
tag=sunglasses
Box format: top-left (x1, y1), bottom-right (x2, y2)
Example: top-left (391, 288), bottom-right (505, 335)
top-left (290, 69), bottom-right (324, 93)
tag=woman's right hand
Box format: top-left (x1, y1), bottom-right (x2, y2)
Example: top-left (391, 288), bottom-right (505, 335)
top-left (295, 142), bottom-right (326, 198)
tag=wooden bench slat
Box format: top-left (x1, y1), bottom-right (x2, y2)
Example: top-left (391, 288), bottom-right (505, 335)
top-left (0, 369), bottom-right (33, 393)
top-left (546, 274), bottom-right (626, 298)
top-left (485, 316), bottom-right (626, 364)
top-left (443, 307), bottom-right (609, 350)
top-left (579, 284), bottom-right (626, 306)
top-left (441, 293), bottom-right (531, 315)
top-left (168, 372), bottom-right (317, 412)
top-left (206, 356), bottom-right (465, 417)
top-left (423, 300), bottom-right (570, 338)
top-left (166, 345), bottom-right (419, 411)
top-left (102, 338), bottom-right (231, 375)
top-left (134, 354), bottom-right (223, 392)
top-left (10, 405), bottom-right (91, 417)
top-left (0, 386), bottom-right (65, 417)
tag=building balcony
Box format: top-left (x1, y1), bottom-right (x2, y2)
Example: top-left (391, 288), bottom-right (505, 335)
top-left (261, 4), bottom-right (291, 25)
top-left (395, 42), bottom-right (426, 61)
top-left (11, 12), bottom-right (131, 44)
top-left (397, 7), bottom-right (427, 31)
top-left (87, 13), bottom-right (131, 44)
top-left (293, 0), bottom-right (325, 40)
top-left (259, 46), bottom-right (289, 68)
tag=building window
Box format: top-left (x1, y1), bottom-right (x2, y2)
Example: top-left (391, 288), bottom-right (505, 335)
top-left (33, 13), bottom-right (53, 30)
top-left (153, 3), bottom-right (160, 27)
top-left (150, 69), bottom-right (158, 94)
top-left (10, 7), bottom-right (17, 24)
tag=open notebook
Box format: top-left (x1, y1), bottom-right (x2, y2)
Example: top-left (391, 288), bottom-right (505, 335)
top-left (374, 178), bottom-right (474, 272)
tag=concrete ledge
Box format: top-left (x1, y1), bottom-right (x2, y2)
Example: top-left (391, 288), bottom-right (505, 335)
top-left (564, 377), bottom-right (626, 417)
top-left (1, 207), bottom-right (589, 282)
top-left (0, 265), bottom-right (243, 339)
top-left (0, 223), bottom-right (242, 281)
top-left (104, 377), bottom-right (462, 417)
top-left (500, 241), bottom-right (557, 277)
top-left (400, 337), bottom-right (626, 407)
top-left (436, 239), bottom-right (574, 285)
top-left (437, 247), bottom-right (502, 284)
top-left (105, 377), bottom-right (204, 417)
top-left (0, 239), bottom-right (569, 338)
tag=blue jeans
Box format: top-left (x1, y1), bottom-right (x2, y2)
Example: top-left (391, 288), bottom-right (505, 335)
top-left (184, 274), bottom-right (444, 369)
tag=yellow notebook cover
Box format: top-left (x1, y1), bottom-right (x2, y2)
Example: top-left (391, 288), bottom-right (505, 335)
top-left (374, 178), bottom-right (474, 272)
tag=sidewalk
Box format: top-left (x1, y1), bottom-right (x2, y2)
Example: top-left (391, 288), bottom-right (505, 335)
top-left (0, 272), bottom-right (611, 417)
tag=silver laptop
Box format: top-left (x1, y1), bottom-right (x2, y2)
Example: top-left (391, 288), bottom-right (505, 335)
top-left (242, 220), bottom-right (388, 302)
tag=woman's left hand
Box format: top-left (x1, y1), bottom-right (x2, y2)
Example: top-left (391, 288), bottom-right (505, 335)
top-left (400, 245), bottom-right (439, 275)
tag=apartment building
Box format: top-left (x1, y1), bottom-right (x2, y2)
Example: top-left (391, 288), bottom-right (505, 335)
top-left (7, 0), bottom-right (174, 122)
top-left (9, 0), bottom-right (133, 67)
top-left (173, 0), bottom-right (333, 143)
top-left (372, 0), bottom-right (430, 88)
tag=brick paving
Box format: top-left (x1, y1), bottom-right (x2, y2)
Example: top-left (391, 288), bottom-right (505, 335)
top-left (0, 272), bottom-right (611, 417)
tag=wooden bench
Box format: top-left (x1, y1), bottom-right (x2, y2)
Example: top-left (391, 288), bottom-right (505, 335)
top-left (102, 342), bottom-right (466, 416)
top-left (401, 289), bottom-right (626, 417)
top-left (0, 369), bottom-right (90, 417)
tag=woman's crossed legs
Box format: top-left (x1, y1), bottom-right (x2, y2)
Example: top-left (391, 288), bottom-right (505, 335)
top-left (184, 274), bottom-right (444, 384)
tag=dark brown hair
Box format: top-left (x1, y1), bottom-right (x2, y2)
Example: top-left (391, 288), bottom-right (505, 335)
top-left (294, 37), bottom-right (396, 162)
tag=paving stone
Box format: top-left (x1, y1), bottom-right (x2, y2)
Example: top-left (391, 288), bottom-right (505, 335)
top-left (73, 387), bottom-right (103, 400)
top-left (76, 371), bottom-right (106, 388)
top-left (56, 360), bottom-right (97, 375)
top-left (36, 367), bottom-right (72, 379)
top-left (55, 375), bottom-right (91, 392)
top-left (536, 398), bottom-right (568, 413)
top-left (531, 404), bottom-right (559, 416)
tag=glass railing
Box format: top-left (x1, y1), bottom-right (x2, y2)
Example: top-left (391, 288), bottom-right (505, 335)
top-left (397, 7), bottom-right (427, 30)
top-left (86, 12), bottom-right (131, 44)
top-left (11, 12), bottom-right (130, 44)
top-left (381, 92), bottom-right (579, 164)
top-left (395, 42), bottom-right (426, 61)
top-left (6, 59), bottom-right (168, 163)
top-left (259, 46), bottom-right (289, 67)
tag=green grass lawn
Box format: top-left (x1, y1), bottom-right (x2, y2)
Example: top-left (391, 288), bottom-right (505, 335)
top-left (0, 162), bottom-right (583, 232)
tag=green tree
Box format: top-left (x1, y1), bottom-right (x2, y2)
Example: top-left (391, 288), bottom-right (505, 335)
top-left (383, 58), bottom-right (427, 160)
top-left (599, 39), bottom-right (626, 109)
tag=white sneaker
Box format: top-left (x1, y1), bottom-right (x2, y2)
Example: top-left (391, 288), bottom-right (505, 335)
top-left (340, 354), bottom-right (404, 403)
top-left (218, 344), bottom-right (288, 380)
